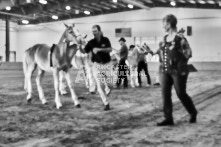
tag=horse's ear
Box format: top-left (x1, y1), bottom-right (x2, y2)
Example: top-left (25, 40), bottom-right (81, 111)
top-left (64, 23), bottom-right (69, 28)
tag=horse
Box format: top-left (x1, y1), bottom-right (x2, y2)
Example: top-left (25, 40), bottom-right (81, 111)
top-left (60, 46), bottom-right (114, 96)
top-left (59, 51), bottom-right (96, 95)
top-left (23, 24), bottom-right (87, 109)
top-left (71, 51), bottom-right (91, 89)
top-left (127, 46), bottom-right (141, 87)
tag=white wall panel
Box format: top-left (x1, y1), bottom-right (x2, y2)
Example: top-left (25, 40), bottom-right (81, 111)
top-left (1, 8), bottom-right (221, 62)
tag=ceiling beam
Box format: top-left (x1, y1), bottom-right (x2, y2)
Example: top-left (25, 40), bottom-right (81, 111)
top-left (100, 1), bottom-right (118, 8)
top-left (82, 4), bottom-right (103, 11)
top-left (142, 0), bottom-right (153, 4)
top-left (110, 1), bottom-right (127, 7)
top-left (20, 7), bottom-right (26, 15)
top-left (121, 0), bottom-right (151, 9)
top-left (0, 11), bottom-right (34, 19)
top-left (91, 3), bottom-right (111, 10)
top-left (72, 6), bottom-right (94, 13)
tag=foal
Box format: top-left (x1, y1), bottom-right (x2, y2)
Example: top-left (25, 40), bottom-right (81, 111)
top-left (23, 24), bottom-right (86, 109)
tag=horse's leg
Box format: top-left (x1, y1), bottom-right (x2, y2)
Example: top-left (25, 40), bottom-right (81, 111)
top-left (26, 64), bottom-right (36, 102)
top-left (135, 67), bottom-right (139, 87)
top-left (86, 63), bottom-right (96, 93)
top-left (24, 76), bottom-right (28, 93)
top-left (36, 68), bottom-right (47, 104)
top-left (59, 71), bottom-right (68, 95)
top-left (53, 69), bottom-right (62, 109)
top-left (23, 58), bottom-right (28, 92)
top-left (82, 66), bottom-right (89, 89)
top-left (130, 67), bottom-right (136, 88)
top-left (64, 71), bottom-right (80, 107)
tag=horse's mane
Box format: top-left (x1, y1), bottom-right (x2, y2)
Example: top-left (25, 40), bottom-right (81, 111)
top-left (58, 31), bottom-right (67, 44)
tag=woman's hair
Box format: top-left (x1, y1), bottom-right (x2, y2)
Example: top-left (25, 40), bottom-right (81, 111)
top-left (163, 14), bottom-right (177, 29)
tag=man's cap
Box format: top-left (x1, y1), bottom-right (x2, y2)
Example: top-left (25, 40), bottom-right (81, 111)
top-left (118, 37), bottom-right (126, 42)
top-left (129, 45), bottom-right (135, 49)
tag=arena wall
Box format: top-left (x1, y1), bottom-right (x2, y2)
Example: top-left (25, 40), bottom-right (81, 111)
top-left (0, 8), bottom-right (221, 62)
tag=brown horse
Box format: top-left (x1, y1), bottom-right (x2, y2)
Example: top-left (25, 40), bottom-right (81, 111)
top-left (23, 24), bottom-right (86, 109)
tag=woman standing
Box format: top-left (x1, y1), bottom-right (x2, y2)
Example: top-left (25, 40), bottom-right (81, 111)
top-left (157, 14), bottom-right (197, 126)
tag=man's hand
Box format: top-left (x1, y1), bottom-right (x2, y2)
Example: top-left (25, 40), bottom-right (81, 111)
top-left (93, 48), bottom-right (100, 54)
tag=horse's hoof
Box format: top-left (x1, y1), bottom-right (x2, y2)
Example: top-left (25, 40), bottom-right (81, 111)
top-left (104, 104), bottom-right (110, 111)
top-left (27, 98), bottom-right (32, 104)
top-left (56, 106), bottom-right (62, 110)
top-left (56, 104), bottom-right (63, 109)
top-left (90, 92), bottom-right (96, 95)
top-left (78, 96), bottom-right (85, 100)
top-left (43, 102), bottom-right (48, 105)
top-left (76, 104), bottom-right (81, 108)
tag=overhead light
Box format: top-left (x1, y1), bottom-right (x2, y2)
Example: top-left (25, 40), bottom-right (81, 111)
top-left (65, 6), bottom-right (71, 10)
top-left (75, 10), bottom-right (80, 14)
top-left (170, 1), bottom-right (176, 6)
top-left (5, 6), bottom-right (11, 11)
top-left (128, 4), bottom-right (134, 9)
top-left (207, 0), bottom-right (215, 4)
top-left (52, 15), bottom-right (58, 20)
top-left (190, 0), bottom-right (196, 4)
top-left (113, 0), bottom-right (118, 3)
top-left (39, 0), bottom-right (47, 5)
top-left (22, 20), bottom-right (29, 24)
top-left (199, 0), bottom-right (206, 4)
top-left (84, 10), bottom-right (90, 15)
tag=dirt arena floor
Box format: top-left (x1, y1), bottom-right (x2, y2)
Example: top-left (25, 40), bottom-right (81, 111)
top-left (0, 69), bottom-right (221, 147)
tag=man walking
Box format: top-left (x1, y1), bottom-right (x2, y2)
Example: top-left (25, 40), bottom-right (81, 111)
top-left (116, 37), bottom-right (129, 88)
top-left (83, 25), bottom-right (112, 111)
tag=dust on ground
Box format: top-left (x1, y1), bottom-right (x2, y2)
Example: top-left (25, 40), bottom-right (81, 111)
top-left (0, 70), bottom-right (221, 147)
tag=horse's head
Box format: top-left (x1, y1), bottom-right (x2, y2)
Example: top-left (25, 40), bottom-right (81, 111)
top-left (64, 23), bottom-right (87, 46)
top-left (142, 43), bottom-right (152, 53)
top-left (63, 24), bottom-right (88, 63)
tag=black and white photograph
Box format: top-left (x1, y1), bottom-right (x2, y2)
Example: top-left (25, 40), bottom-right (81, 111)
top-left (0, 0), bottom-right (221, 146)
